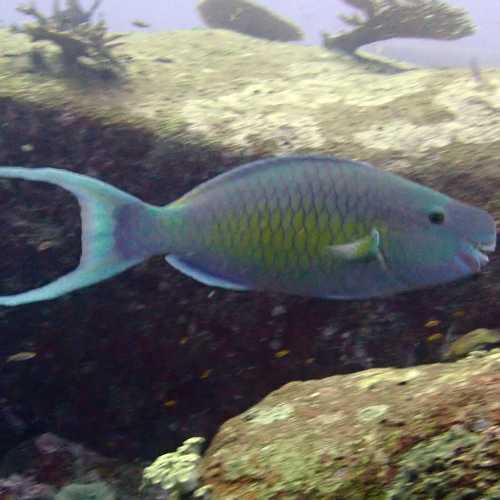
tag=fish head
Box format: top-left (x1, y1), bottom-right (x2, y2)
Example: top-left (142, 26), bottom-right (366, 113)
top-left (382, 186), bottom-right (496, 292)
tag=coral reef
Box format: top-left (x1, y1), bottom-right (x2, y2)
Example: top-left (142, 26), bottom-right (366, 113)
top-left (142, 437), bottom-right (206, 499)
top-left (200, 350), bottom-right (500, 498)
top-left (0, 28), bottom-right (500, 473)
top-left (0, 433), bottom-right (143, 498)
top-left (13, 0), bottom-right (125, 78)
top-left (323, 0), bottom-right (475, 54)
top-left (197, 0), bottom-right (303, 42)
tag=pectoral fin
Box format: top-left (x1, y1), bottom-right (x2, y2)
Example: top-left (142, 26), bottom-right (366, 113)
top-left (329, 228), bottom-right (387, 270)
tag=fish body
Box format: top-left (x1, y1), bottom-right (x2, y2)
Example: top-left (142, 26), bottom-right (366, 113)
top-left (0, 156), bottom-right (496, 306)
top-left (5, 352), bottom-right (37, 363)
top-left (442, 328), bottom-right (500, 361)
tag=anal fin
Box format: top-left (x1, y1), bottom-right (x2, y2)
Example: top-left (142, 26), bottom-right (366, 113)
top-left (165, 255), bottom-right (250, 291)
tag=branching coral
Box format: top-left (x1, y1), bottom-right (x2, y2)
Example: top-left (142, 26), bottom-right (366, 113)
top-left (14, 0), bottom-right (125, 78)
top-left (323, 0), bottom-right (475, 54)
top-left (141, 437), bottom-right (208, 499)
top-left (51, 0), bottom-right (103, 30)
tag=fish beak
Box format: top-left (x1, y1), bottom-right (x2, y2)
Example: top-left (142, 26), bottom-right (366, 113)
top-left (472, 240), bottom-right (496, 269)
top-left (476, 248), bottom-right (490, 267)
top-left (458, 239), bottom-right (496, 274)
top-left (477, 240), bottom-right (497, 253)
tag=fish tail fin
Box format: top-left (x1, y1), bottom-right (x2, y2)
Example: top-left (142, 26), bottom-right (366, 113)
top-left (0, 167), bottom-right (166, 306)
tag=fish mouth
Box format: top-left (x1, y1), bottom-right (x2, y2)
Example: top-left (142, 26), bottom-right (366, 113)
top-left (459, 239), bottom-right (496, 273)
top-left (476, 239), bottom-right (497, 253)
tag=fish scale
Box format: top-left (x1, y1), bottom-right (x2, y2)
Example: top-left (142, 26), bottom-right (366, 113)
top-left (0, 155), bottom-right (496, 306)
top-left (180, 159), bottom-right (378, 291)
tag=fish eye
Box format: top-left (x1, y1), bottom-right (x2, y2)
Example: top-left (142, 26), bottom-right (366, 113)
top-left (428, 210), bottom-right (445, 225)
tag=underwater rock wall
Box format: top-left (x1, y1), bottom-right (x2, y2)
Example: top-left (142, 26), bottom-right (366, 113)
top-left (0, 28), bottom-right (499, 461)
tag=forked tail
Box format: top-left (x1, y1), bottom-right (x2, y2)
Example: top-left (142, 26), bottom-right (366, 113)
top-left (0, 167), bottom-right (166, 306)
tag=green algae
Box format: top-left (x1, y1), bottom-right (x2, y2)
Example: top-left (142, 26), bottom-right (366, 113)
top-left (242, 402), bottom-right (294, 425)
top-left (219, 437), bottom-right (384, 499)
top-left (357, 405), bottom-right (389, 423)
top-left (355, 367), bottom-right (421, 390)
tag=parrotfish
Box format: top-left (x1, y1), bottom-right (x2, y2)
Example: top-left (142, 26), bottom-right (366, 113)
top-left (0, 155), bottom-right (496, 306)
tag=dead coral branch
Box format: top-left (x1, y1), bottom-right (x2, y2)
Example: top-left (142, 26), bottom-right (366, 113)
top-left (323, 0), bottom-right (475, 54)
top-left (52, 0), bottom-right (103, 30)
top-left (15, 1), bottom-right (124, 77)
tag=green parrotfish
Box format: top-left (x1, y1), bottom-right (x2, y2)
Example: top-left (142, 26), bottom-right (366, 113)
top-left (0, 155), bottom-right (496, 306)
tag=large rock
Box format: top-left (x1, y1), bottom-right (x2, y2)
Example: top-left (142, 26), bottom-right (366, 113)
top-left (201, 350), bottom-right (500, 499)
top-left (0, 28), bottom-right (499, 458)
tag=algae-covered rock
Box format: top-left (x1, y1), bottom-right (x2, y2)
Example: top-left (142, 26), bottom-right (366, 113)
top-left (197, 0), bottom-right (303, 42)
top-left (201, 351), bottom-right (500, 498)
top-left (388, 424), bottom-right (500, 500)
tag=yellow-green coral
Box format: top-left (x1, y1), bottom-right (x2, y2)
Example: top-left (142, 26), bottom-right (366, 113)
top-left (142, 436), bottom-right (205, 497)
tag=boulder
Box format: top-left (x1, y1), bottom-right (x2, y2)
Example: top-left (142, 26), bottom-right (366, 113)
top-left (201, 350), bottom-right (500, 498)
